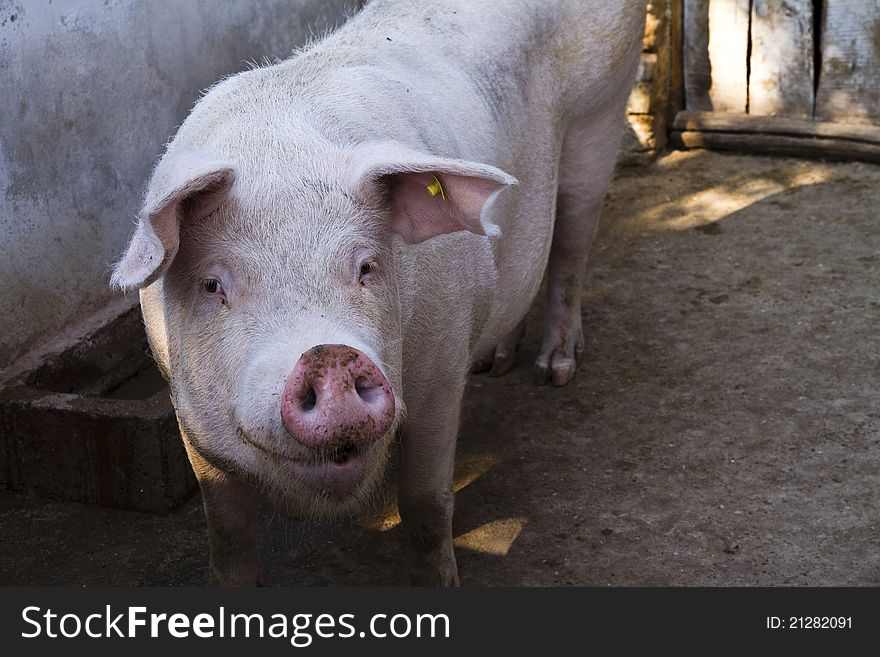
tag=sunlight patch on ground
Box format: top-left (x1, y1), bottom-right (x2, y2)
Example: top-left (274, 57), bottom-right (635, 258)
top-left (371, 506), bottom-right (401, 532)
top-left (452, 452), bottom-right (498, 493)
top-left (619, 152), bottom-right (835, 233)
top-left (364, 451), bottom-right (500, 532)
top-left (453, 517), bottom-right (528, 556)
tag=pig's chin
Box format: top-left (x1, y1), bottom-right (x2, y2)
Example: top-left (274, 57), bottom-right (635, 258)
top-left (243, 428), bottom-right (395, 519)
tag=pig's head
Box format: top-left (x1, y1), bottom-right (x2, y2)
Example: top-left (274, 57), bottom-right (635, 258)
top-left (112, 140), bottom-right (514, 518)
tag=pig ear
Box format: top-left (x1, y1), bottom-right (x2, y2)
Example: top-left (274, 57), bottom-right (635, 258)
top-left (349, 142), bottom-right (517, 244)
top-left (112, 153), bottom-right (235, 289)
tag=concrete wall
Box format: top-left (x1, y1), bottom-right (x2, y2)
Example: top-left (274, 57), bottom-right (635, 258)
top-left (0, 0), bottom-right (359, 367)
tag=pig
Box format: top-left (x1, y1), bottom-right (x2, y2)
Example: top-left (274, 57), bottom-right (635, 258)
top-left (112, 0), bottom-right (645, 586)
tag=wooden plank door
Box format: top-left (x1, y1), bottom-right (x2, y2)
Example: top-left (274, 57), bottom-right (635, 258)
top-left (675, 0), bottom-right (880, 162)
top-left (749, 0), bottom-right (814, 118)
top-left (707, 0), bottom-right (751, 112)
top-left (684, 0), bottom-right (751, 112)
top-left (685, 0), bottom-right (815, 118)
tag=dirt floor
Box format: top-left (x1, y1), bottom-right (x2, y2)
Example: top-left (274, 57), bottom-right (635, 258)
top-left (1, 149), bottom-right (879, 586)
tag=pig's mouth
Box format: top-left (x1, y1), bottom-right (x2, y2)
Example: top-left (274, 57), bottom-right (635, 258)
top-left (322, 442), bottom-right (360, 465)
top-left (290, 440), bottom-right (364, 467)
top-left (282, 441), bottom-right (371, 495)
top-left (236, 424), bottom-right (379, 496)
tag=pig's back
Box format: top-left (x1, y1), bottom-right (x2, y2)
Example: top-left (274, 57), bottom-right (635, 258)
top-left (334, 0), bottom-right (645, 119)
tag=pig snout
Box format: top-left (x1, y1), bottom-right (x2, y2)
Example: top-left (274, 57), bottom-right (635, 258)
top-left (281, 344), bottom-right (394, 451)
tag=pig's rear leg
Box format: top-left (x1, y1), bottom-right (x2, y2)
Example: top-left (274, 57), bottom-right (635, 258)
top-left (534, 114), bottom-right (622, 386)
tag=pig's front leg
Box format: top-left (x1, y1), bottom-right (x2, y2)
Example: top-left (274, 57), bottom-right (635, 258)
top-left (397, 382), bottom-right (464, 587)
top-left (183, 437), bottom-right (264, 586)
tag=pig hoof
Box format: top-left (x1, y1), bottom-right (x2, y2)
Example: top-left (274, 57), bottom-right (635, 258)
top-left (533, 328), bottom-right (584, 387)
top-left (471, 346), bottom-right (515, 376)
top-left (470, 354), bottom-right (493, 374)
top-left (489, 344), bottom-right (517, 377)
top-left (534, 351), bottom-right (582, 387)
top-left (473, 318), bottom-right (526, 378)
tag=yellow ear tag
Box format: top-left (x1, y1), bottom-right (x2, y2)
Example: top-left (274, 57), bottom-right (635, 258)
top-left (425, 175), bottom-right (447, 204)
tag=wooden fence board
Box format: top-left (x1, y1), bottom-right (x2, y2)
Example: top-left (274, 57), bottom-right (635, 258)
top-left (707, 0), bottom-right (751, 112)
top-left (749, 0), bottom-right (814, 118)
top-left (671, 110), bottom-right (880, 162)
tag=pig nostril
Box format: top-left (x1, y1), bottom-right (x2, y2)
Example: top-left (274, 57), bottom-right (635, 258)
top-left (355, 377), bottom-right (380, 404)
top-left (282, 346), bottom-right (394, 449)
top-left (300, 387), bottom-right (317, 412)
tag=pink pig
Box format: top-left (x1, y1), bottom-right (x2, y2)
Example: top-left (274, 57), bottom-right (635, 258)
top-left (113, 0), bottom-right (645, 585)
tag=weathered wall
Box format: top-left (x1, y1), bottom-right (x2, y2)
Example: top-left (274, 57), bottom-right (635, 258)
top-left (0, 0), bottom-right (358, 367)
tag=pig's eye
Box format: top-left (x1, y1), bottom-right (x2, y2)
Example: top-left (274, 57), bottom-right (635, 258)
top-left (358, 259), bottom-right (377, 283)
top-left (201, 278), bottom-right (226, 303)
